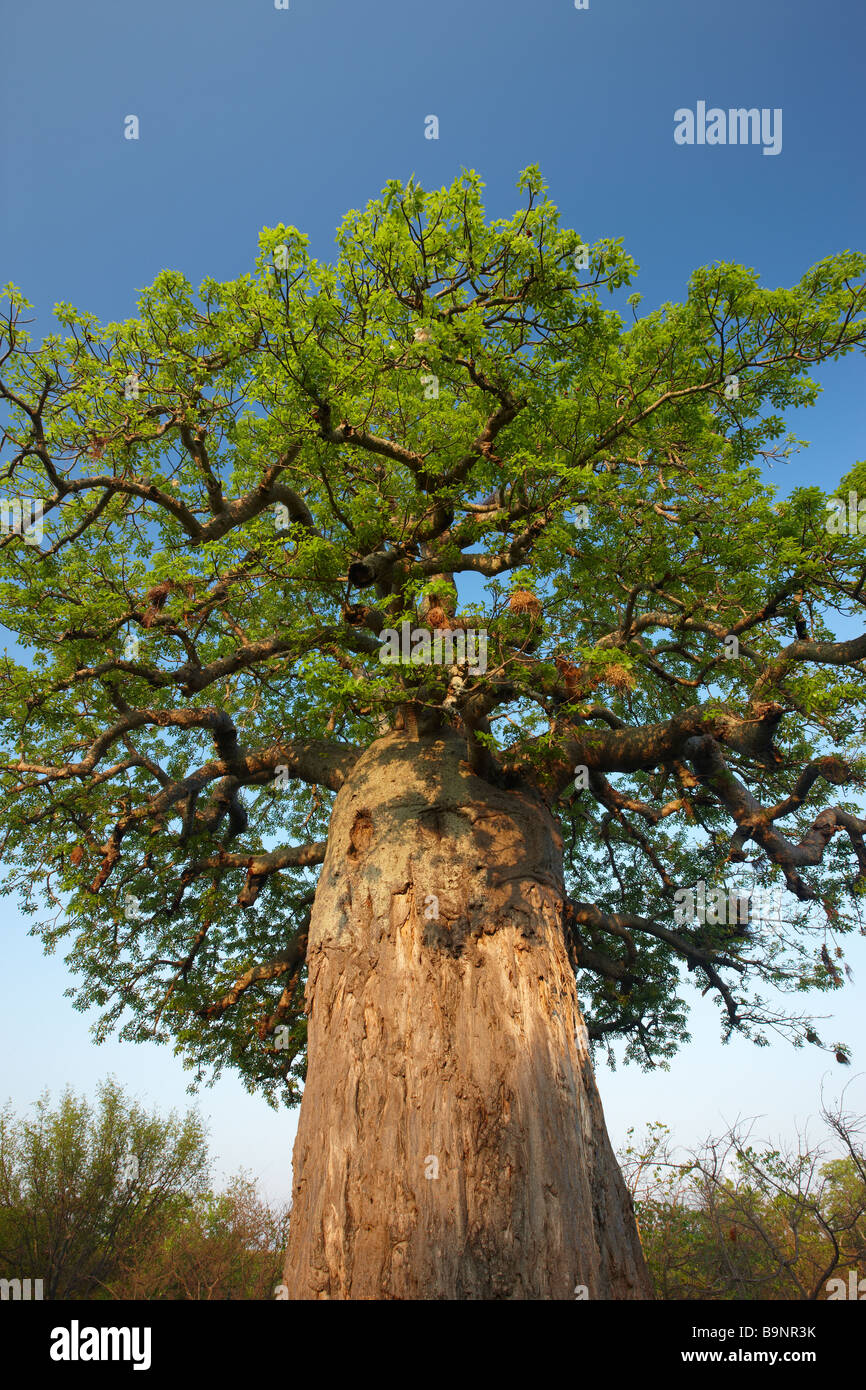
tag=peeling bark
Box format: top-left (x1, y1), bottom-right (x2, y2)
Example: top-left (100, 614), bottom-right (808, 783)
top-left (283, 729), bottom-right (651, 1299)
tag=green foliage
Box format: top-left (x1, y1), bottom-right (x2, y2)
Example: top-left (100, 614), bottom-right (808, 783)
top-left (1, 168), bottom-right (865, 1098)
top-left (103, 1171), bottom-right (290, 1300)
top-left (0, 1078), bottom-right (209, 1298)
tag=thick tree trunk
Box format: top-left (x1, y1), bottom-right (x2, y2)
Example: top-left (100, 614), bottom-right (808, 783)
top-left (283, 729), bottom-right (651, 1299)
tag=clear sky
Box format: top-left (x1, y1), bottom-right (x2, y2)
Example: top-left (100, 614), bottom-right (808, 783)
top-left (1, 0), bottom-right (865, 1201)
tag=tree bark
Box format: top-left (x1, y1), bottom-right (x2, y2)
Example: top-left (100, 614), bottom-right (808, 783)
top-left (283, 729), bottom-right (651, 1299)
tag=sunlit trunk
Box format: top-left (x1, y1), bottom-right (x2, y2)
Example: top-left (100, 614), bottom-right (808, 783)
top-left (283, 729), bottom-right (651, 1299)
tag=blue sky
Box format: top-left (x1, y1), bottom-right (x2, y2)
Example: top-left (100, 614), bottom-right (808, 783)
top-left (1, 0), bottom-right (865, 1199)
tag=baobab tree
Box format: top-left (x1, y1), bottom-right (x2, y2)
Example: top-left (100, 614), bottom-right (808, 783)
top-left (1, 168), bottom-right (864, 1299)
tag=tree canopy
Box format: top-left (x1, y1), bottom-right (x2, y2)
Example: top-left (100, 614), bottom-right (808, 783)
top-left (2, 168), bottom-right (865, 1103)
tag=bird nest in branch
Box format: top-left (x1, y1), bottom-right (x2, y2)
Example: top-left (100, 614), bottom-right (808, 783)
top-left (509, 590), bottom-right (542, 617)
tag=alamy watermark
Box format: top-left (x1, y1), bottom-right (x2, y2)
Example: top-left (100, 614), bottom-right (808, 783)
top-left (0, 497), bottom-right (43, 545)
top-left (674, 880), bottom-right (783, 928)
top-left (0, 1277), bottom-right (43, 1300)
top-left (825, 1269), bottom-right (865, 1299)
top-left (674, 103), bottom-right (782, 156)
top-left (379, 621), bottom-right (487, 675)
top-left (50, 1323), bottom-right (151, 1370)
top-left (826, 492), bottom-right (866, 534)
